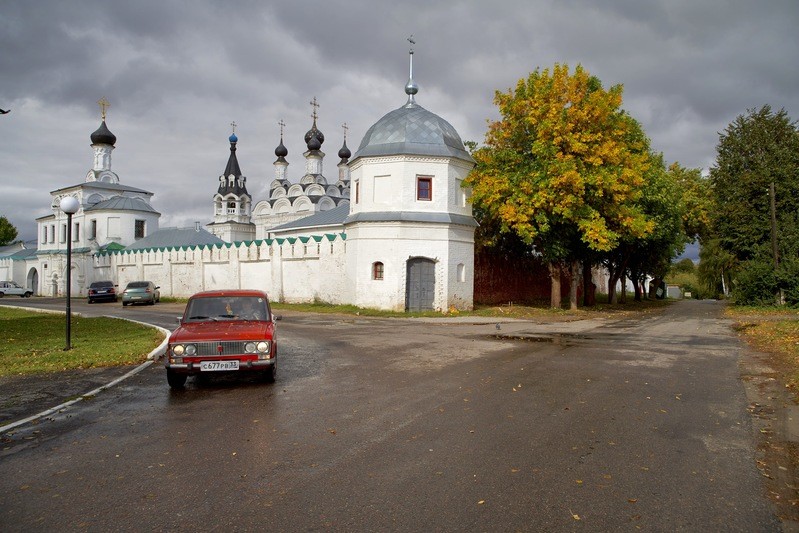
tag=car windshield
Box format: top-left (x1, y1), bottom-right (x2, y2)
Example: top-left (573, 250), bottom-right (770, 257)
top-left (185, 296), bottom-right (268, 322)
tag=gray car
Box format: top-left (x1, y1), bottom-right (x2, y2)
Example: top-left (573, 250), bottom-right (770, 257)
top-left (121, 281), bottom-right (160, 306)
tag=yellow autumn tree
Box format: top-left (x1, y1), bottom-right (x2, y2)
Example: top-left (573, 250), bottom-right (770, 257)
top-left (465, 64), bottom-right (654, 308)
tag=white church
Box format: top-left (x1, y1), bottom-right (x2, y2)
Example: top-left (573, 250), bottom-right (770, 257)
top-left (0, 49), bottom-right (478, 312)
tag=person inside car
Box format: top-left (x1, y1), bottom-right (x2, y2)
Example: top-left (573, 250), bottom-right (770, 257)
top-left (237, 297), bottom-right (266, 320)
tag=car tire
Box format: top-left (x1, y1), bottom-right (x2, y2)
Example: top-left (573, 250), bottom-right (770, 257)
top-left (0, 293), bottom-right (4, 298)
top-left (122, 302), bottom-right (128, 307)
top-left (24, 292), bottom-right (32, 298)
top-left (263, 363), bottom-right (276, 383)
top-left (167, 369), bottom-right (187, 389)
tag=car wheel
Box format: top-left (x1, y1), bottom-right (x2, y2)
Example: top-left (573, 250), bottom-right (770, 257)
top-left (0, 293), bottom-right (4, 298)
top-left (122, 301), bottom-right (128, 307)
top-left (149, 299), bottom-right (155, 305)
top-left (167, 369), bottom-right (187, 389)
top-left (24, 292), bottom-right (32, 298)
top-left (263, 363), bottom-right (276, 383)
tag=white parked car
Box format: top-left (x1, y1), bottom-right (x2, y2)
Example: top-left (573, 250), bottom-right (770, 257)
top-left (0, 281), bottom-right (33, 298)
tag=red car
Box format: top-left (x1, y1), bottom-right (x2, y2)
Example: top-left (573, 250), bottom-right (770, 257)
top-left (165, 290), bottom-right (279, 388)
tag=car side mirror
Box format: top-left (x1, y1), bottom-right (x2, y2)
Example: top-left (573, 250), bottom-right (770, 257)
top-left (176, 316), bottom-right (183, 325)
top-left (155, 286), bottom-right (161, 290)
top-left (272, 314), bottom-right (283, 321)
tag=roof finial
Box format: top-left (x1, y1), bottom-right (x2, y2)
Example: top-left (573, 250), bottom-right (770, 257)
top-left (405, 36), bottom-right (419, 105)
top-left (230, 120), bottom-right (237, 134)
top-left (278, 119), bottom-right (286, 139)
top-left (310, 97), bottom-right (319, 124)
top-left (342, 122), bottom-right (348, 142)
top-left (97, 97), bottom-right (110, 121)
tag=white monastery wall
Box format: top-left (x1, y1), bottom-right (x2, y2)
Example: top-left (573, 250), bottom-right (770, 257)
top-left (84, 235), bottom-right (348, 303)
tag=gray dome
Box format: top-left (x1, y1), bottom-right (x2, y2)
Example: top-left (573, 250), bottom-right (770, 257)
top-left (352, 102), bottom-right (474, 164)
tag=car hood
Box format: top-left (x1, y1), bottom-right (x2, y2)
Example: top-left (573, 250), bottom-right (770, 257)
top-left (169, 321), bottom-right (275, 343)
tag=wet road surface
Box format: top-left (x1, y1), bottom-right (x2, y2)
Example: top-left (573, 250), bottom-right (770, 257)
top-left (0, 299), bottom-right (784, 531)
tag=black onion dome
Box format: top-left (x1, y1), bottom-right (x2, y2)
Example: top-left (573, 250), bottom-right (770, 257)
top-left (275, 138), bottom-right (288, 158)
top-left (307, 131), bottom-right (322, 151)
top-left (304, 122), bottom-right (324, 147)
top-left (338, 139), bottom-right (351, 159)
top-left (90, 120), bottom-right (117, 145)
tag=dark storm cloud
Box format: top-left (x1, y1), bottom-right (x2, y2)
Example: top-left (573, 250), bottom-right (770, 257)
top-left (1, 0), bottom-right (797, 240)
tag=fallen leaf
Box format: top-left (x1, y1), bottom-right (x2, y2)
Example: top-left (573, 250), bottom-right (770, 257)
top-left (628, 498), bottom-right (638, 503)
top-left (569, 509), bottom-right (581, 521)
top-left (477, 500), bottom-right (485, 505)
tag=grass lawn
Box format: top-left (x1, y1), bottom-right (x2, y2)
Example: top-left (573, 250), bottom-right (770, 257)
top-left (728, 306), bottom-right (799, 395)
top-left (0, 307), bottom-right (164, 376)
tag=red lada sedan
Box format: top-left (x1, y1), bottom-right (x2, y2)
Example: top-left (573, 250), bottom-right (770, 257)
top-left (165, 290), bottom-right (278, 388)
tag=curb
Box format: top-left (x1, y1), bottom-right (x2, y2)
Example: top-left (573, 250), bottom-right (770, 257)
top-left (0, 305), bottom-right (171, 432)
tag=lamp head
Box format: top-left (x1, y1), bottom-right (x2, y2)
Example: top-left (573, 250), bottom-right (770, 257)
top-left (59, 197), bottom-right (80, 215)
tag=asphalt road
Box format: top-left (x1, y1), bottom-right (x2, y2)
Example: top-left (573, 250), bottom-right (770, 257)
top-left (0, 299), bottom-right (786, 531)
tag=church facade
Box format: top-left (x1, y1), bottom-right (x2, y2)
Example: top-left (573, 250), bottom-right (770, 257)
top-left (0, 51), bottom-right (477, 312)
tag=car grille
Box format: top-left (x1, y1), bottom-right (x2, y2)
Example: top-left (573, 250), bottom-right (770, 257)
top-left (192, 341), bottom-right (249, 356)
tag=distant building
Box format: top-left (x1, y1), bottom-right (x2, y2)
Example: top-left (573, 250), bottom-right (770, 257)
top-left (0, 47), bottom-right (476, 311)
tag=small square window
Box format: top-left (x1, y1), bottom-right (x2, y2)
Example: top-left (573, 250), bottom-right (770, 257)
top-left (135, 219), bottom-right (145, 239)
top-left (373, 261), bottom-right (384, 280)
top-left (417, 177), bottom-right (432, 201)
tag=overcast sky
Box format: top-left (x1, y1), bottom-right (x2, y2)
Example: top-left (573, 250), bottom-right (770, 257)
top-left (2, 0), bottom-right (797, 241)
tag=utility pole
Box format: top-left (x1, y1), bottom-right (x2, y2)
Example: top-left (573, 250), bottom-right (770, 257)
top-left (769, 181), bottom-right (783, 305)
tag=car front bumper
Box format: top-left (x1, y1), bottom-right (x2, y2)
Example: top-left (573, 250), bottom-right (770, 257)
top-left (165, 359), bottom-right (275, 374)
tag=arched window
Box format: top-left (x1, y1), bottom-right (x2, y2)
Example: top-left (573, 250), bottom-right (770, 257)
top-left (372, 261), bottom-right (384, 280)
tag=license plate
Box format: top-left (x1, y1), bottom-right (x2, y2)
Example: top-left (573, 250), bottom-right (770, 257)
top-left (200, 360), bottom-right (240, 371)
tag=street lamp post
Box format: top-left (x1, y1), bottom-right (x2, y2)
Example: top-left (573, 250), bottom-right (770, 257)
top-left (60, 197), bottom-right (80, 350)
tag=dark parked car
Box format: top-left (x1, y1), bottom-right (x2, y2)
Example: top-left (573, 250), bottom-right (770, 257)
top-left (164, 290), bottom-right (279, 388)
top-left (0, 281), bottom-right (33, 298)
top-left (87, 280), bottom-right (118, 303)
top-left (122, 281), bottom-right (160, 306)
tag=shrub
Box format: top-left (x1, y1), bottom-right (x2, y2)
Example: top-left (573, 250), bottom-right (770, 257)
top-left (732, 259), bottom-right (778, 305)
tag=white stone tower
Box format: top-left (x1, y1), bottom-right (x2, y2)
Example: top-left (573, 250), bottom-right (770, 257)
top-left (344, 40), bottom-right (476, 311)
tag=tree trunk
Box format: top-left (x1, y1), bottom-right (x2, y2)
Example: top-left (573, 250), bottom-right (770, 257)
top-left (607, 263), bottom-right (617, 304)
top-left (549, 262), bottom-right (561, 309)
top-left (619, 271), bottom-right (627, 303)
top-left (582, 259), bottom-right (595, 306)
top-left (631, 268), bottom-right (643, 301)
top-left (569, 260), bottom-right (580, 311)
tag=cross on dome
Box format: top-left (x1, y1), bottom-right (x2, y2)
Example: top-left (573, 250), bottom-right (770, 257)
top-left (97, 97), bottom-right (110, 120)
top-left (405, 37), bottom-right (419, 104)
top-left (309, 97), bottom-right (320, 122)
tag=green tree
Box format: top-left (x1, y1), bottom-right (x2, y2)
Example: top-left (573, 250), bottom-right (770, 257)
top-left (668, 163), bottom-right (712, 244)
top-left (465, 64), bottom-right (653, 309)
top-left (618, 155), bottom-right (685, 302)
top-left (708, 106), bottom-right (799, 304)
top-left (0, 216), bottom-right (18, 246)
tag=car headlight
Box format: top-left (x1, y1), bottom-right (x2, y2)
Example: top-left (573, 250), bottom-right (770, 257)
top-left (257, 341), bottom-right (271, 354)
top-left (244, 342), bottom-right (256, 353)
top-left (185, 344), bottom-right (196, 356)
top-left (172, 344), bottom-right (184, 356)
